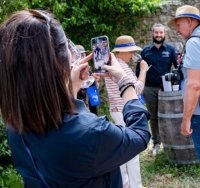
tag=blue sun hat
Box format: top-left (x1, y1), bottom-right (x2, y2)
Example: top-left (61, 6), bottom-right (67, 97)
top-left (168, 5), bottom-right (200, 27)
top-left (112, 35), bottom-right (142, 52)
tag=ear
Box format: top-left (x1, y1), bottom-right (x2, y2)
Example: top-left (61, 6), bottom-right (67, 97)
top-left (187, 17), bottom-right (193, 25)
top-left (190, 18), bottom-right (200, 27)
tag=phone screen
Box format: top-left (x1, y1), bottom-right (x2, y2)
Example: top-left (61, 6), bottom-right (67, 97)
top-left (91, 36), bottom-right (110, 73)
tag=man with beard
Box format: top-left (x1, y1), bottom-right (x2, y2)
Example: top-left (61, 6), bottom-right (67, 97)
top-left (136, 23), bottom-right (177, 156)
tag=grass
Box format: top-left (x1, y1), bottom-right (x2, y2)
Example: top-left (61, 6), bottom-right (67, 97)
top-left (140, 146), bottom-right (200, 188)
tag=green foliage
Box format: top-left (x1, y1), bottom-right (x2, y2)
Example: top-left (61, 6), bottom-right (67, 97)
top-left (0, 118), bottom-right (23, 188)
top-left (0, 0), bottom-right (161, 49)
top-left (0, 166), bottom-right (23, 188)
top-left (56, 0), bottom-right (161, 49)
top-left (0, 118), bottom-right (10, 163)
top-left (0, 0), bottom-right (29, 23)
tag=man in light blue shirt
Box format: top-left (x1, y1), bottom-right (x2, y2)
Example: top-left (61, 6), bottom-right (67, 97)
top-left (168, 5), bottom-right (200, 159)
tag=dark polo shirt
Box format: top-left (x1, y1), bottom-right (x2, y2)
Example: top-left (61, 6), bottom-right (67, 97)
top-left (136, 42), bottom-right (177, 87)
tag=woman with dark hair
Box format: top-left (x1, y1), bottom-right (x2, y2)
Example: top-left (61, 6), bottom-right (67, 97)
top-left (0, 9), bottom-right (150, 188)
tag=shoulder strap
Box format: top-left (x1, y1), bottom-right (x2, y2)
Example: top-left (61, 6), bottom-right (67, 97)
top-left (184, 33), bottom-right (200, 107)
top-left (189, 32), bottom-right (200, 39)
top-left (180, 32), bottom-right (200, 65)
top-left (185, 32), bottom-right (200, 48)
top-left (21, 136), bottom-right (50, 188)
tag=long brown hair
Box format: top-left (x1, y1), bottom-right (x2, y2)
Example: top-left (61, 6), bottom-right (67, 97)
top-left (0, 10), bottom-right (75, 134)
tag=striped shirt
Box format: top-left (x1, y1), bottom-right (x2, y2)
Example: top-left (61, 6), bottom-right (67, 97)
top-left (105, 58), bottom-right (138, 112)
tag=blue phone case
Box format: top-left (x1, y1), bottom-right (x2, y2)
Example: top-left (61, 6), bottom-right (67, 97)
top-left (87, 83), bottom-right (101, 106)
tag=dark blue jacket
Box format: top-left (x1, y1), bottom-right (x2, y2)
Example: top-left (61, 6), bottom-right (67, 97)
top-left (7, 99), bottom-right (150, 188)
top-left (136, 42), bottom-right (177, 87)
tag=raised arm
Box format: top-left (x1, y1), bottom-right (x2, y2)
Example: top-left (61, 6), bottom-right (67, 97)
top-left (93, 99), bottom-right (150, 175)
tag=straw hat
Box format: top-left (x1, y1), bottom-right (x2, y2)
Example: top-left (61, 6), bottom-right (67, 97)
top-left (76, 44), bottom-right (87, 54)
top-left (112, 35), bottom-right (142, 52)
top-left (168, 5), bottom-right (200, 27)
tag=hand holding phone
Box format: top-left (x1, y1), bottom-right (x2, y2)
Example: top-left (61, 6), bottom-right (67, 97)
top-left (91, 36), bottom-right (110, 73)
top-left (102, 53), bottom-right (127, 83)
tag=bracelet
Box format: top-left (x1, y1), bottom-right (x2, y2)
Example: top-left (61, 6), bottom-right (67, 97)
top-left (119, 82), bottom-right (134, 91)
top-left (120, 83), bottom-right (135, 97)
top-left (117, 75), bottom-right (131, 88)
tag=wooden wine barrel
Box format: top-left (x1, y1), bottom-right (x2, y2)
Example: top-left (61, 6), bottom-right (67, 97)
top-left (158, 90), bottom-right (199, 164)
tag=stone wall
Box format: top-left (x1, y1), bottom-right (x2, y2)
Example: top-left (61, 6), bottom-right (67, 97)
top-left (135, 0), bottom-right (200, 51)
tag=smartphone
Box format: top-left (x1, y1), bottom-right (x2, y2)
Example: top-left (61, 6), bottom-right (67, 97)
top-left (91, 36), bottom-right (110, 73)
